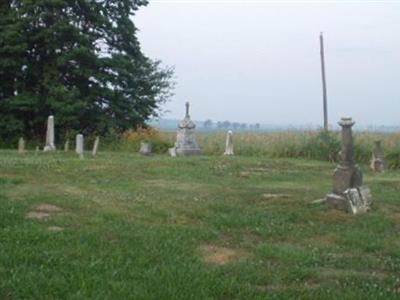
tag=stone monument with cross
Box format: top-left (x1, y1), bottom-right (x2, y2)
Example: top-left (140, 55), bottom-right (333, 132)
top-left (326, 117), bottom-right (373, 214)
top-left (174, 102), bottom-right (201, 156)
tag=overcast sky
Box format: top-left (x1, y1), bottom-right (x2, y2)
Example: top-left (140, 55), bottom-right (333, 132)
top-left (135, 0), bottom-right (399, 126)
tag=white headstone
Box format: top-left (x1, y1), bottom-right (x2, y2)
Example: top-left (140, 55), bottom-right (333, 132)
top-left (18, 137), bottom-right (25, 154)
top-left (224, 130), bottom-right (234, 156)
top-left (64, 140), bottom-right (69, 152)
top-left (169, 147), bottom-right (177, 157)
top-left (139, 141), bottom-right (152, 156)
top-left (75, 134), bottom-right (84, 158)
top-left (44, 115), bottom-right (56, 151)
top-left (92, 136), bottom-right (99, 156)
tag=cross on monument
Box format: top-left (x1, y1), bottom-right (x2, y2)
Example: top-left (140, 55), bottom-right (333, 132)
top-left (185, 101), bottom-right (190, 118)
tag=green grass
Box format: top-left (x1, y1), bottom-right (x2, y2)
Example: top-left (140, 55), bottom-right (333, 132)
top-left (1, 150), bottom-right (400, 299)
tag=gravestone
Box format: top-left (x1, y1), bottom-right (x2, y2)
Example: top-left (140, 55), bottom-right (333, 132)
top-left (18, 137), bottom-right (25, 154)
top-left (44, 115), bottom-right (56, 151)
top-left (370, 140), bottom-right (385, 173)
top-left (64, 140), bottom-right (69, 152)
top-left (75, 134), bottom-right (84, 159)
top-left (174, 102), bottom-right (201, 156)
top-left (326, 117), bottom-right (373, 214)
top-left (92, 136), bottom-right (99, 156)
top-left (168, 147), bottom-right (177, 157)
top-left (139, 141), bottom-right (152, 156)
top-left (224, 130), bottom-right (234, 156)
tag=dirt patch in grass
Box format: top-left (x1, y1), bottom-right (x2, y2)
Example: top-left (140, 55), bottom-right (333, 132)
top-left (48, 226), bottom-right (64, 232)
top-left (200, 244), bottom-right (248, 265)
top-left (251, 193), bottom-right (292, 205)
top-left (26, 203), bottom-right (64, 220)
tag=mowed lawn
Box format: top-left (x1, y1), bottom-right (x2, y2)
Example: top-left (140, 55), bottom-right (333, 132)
top-left (1, 150), bottom-right (400, 299)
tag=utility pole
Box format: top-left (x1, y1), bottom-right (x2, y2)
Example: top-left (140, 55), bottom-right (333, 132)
top-left (320, 32), bottom-right (328, 131)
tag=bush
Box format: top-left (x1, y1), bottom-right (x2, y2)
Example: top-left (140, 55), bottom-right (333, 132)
top-left (120, 128), bottom-right (173, 154)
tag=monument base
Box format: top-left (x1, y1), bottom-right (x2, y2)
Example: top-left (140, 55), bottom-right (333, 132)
top-left (176, 147), bottom-right (201, 156)
top-left (326, 193), bottom-right (348, 211)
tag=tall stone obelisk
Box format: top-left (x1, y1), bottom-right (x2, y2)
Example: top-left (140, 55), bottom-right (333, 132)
top-left (44, 115), bottom-right (56, 151)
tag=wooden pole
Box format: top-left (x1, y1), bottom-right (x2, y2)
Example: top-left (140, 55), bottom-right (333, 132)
top-left (320, 32), bottom-right (328, 131)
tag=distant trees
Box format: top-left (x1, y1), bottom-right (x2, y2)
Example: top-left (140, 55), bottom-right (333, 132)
top-left (0, 0), bottom-right (173, 142)
top-left (203, 119), bottom-right (213, 129)
top-left (209, 120), bottom-right (260, 131)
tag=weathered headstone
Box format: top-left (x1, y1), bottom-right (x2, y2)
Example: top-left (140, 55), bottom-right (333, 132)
top-left (18, 137), bottom-right (25, 154)
top-left (326, 117), bottom-right (372, 214)
top-left (224, 130), bottom-right (234, 156)
top-left (174, 102), bottom-right (201, 156)
top-left (370, 140), bottom-right (385, 173)
top-left (139, 141), bottom-right (152, 156)
top-left (92, 136), bottom-right (100, 156)
top-left (64, 140), bottom-right (69, 152)
top-left (44, 115), bottom-right (56, 151)
top-left (75, 134), bottom-right (84, 159)
top-left (168, 147), bottom-right (177, 157)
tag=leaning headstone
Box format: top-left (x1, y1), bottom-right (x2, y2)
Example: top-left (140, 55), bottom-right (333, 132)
top-left (224, 130), bottom-right (234, 156)
top-left (174, 102), bottom-right (201, 156)
top-left (326, 117), bottom-right (372, 214)
top-left (43, 115), bottom-right (56, 151)
top-left (64, 140), bottom-right (69, 152)
top-left (92, 136), bottom-right (100, 156)
top-left (139, 141), bottom-right (152, 156)
top-left (370, 140), bottom-right (385, 173)
top-left (18, 137), bottom-right (25, 154)
top-left (75, 134), bottom-right (84, 159)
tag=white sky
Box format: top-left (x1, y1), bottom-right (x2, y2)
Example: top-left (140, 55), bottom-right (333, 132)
top-left (135, 0), bottom-right (400, 126)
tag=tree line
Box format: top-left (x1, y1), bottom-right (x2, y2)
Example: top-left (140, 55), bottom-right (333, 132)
top-left (0, 0), bottom-right (173, 143)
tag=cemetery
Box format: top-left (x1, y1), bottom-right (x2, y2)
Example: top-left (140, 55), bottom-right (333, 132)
top-left (1, 110), bottom-right (400, 299)
top-left (1, 1), bottom-right (399, 299)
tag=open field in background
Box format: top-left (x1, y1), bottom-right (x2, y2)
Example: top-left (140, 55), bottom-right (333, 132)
top-left (1, 151), bottom-right (400, 299)
top-left (114, 129), bottom-right (400, 168)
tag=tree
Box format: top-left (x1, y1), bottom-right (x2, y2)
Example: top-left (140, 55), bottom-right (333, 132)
top-left (0, 0), bottom-right (173, 143)
top-left (203, 119), bottom-right (213, 129)
top-left (222, 120), bottom-right (231, 129)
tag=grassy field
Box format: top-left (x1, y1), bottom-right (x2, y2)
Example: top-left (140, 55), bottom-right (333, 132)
top-left (1, 150), bottom-right (400, 299)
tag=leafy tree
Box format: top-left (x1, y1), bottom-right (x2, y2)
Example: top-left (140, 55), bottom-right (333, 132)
top-left (0, 0), bottom-right (173, 144)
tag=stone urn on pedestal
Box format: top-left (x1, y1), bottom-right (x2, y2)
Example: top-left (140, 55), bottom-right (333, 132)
top-left (326, 117), bottom-right (373, 214)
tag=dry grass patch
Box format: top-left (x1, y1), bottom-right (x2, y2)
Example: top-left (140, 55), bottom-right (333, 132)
top-left (317, 267), bottom-right (390, 280)
top-left (200, 244), bottom-right (248, 266)
top-left (317, 209), bottom-right (354, 224)
top-left (47, 226), bottom-right (64, 232)
top-left (26, 203), bottom-right (64, 220)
